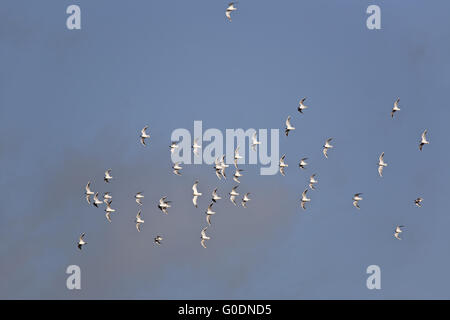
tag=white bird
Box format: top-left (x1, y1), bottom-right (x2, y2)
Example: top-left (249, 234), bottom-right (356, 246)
top-left (415, 197), bottom-right (423, 208)
top-left (353, 193), bottom-right (363, 209)
top-left (229, 185), bottom-right (239, 206)
top-left (301, 189), bottom-right (310, 210)
top-left (201, 227), bottom-right (210, 248)
top-left (309, 174), bottom-right (318, 190)
top-left (154, 235), bottom-right (163, 245)
top-left (241, 192), bottom-right (251, 208)
top-left (158, 196), bottom-right (171, 214)
top-left (225, 2), bottom-right (237, 21)
top-left (172, 162), bottom-right (183, 176)
top-left (170, 142), bottom-right (178, 154)
top-left (212, 188), bottom-right (221, 202)
top-left (394, 225), bottom-right (405, 240)
top-left (140, 125), bottom-right (150, 146)
top-left (135, 192), bottom-right (144, 205)
top-left (391, 98), bottom-right (400, 118)
top-left (105, 201), bottom-right (116, 222)
top-left (77, 233), bottom-right (87, 250)
top-left (234, 146), bottom-right (243, 167)
top-left (297, 98), bottom-right (308, 114)
top-left (419, 129), bottom-right (429, 151)
top-left (219, 155), bottom-right (229, 179)
top-left (135, 210), bottom-right (144, 232)
top-left (85, 181), bottom-right (94, 204)
top-left (251, 132), bottom-right (261, 151)
top-left (214, 158), bottom-right (224, 180)
top-left (104, 169), bottom-right (113, 183)
top-left (192, 138), bottom-right (201, 156)
top-left (279, 154), bottom-right (288, 176)
top-left (299, 157), bottom-right (308, 169)
top-left (285, 116), bottom-right (295, 136)
top-left (103, 192), bottom-right (112, 204)
top-left (323, 138), bottom-right (333, 159)
top-left (233, 168), bottom-right (244, 183)
top-left (192, 180), bottom-right (202, 207)
top-left (205, 203), bottom-right (216, 226)
top-left (378, 152), bottom-right (387, 177)
top-left (93, 192), bottom-right (103, 208)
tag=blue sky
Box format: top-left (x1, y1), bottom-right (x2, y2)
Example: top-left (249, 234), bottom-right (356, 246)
top-left (1, 0), bottom-right (450, 299)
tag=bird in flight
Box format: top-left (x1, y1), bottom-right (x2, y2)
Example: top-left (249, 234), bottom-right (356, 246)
top-left (104, 169), bottom-right (113, 183)
top-left (323, 138), bottom-right (333, 159)
top-left (309, 174), bottom-right (318, 190)
top-left (229, 185), bottom-right (239, 206)
top-left (135, 210), bottom-right (144, 232)
top-left (154, 235), bottom-right (163, 245)
top-left (85, 181), bottom-right (94, 204)
top-left (192, 138), bottom-right (201, 156)
top-left (299, 157), bottom-right (308, 170)
top-left (201, 227), bottom-right (211, 248)
top-left (77, 233), bottom-right (87, 250)
top-left (225, 2), bottom-right (237, 21)
top-left (103, 192), bottom-right (112, 204)
top-left (172, 162), bottom-right (183, 176)
top-left (233, 167), bottom-right (244, 183)
top-left (93, 192), bottom-right (103, 208)
top-left (297, 98), bottom-right (308, 114)
top-left (352, 193), bottom-right (363, 209)
top-left (212, 188), bottom-right (221, 202)
top-left (378, 152), bottom-right (387, 177)
top-left (135, 192), bottom-right (144, 206)
top-left (394, 225), bottom-right (405, 240)
top-left (140, 126), bottom-right (150, 146)
top-left (205, 203), bottom-right (216, 226)
top-left (192, 180), bottom-right (202, 207)
top-left (279, 154), bottom-right (288, 176)
top-left (241, 193), bottom-right (251, 208)
top-left (251, 132), bottom-right (261, 151)
top-left (158, 196), bottom-right (171, 214)
top-left (301, 189), bottom-right (311, 210)
top-left (105, 201), bottom-right (116, 222)
top-left (285, 116), bottom-right (295, 136)
top-left (391, 98), bottom-right (401, 118)
top-left (419, 129), bottom-right (429, 151)
top-left (170, 142), bottom-right (178, 154)
top-left (414, 197), bottom-right (423, 207)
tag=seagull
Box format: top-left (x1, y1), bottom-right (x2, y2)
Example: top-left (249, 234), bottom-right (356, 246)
top-left (214, 158), bottom-right (223, 180)
top-left (93, 192), bottom-right (103, 208)
top-left (192, 138), bottom-right (201, 156)
top-left (104, 169), bottom-right (113, 183)
top-left (353, 193), bottom-right (363, 209)
top-left (233, 168), bottom-right (244, 183)
top-left (225, 2), bottom-right (237, 21)
top-left (394, 225), bottom-right (405, 240)
top-left (154, 235), bottom-right (163, 245)
top-left (378, 152), bottom-right (387, 177)
top-left (135, 210), bottom-right (144, 232)
top-left (205, 203), bottom-right (216, 226)
top-left (77, 233), bottom-right (87, 250)
top-left (297, 98), bottom-right (308, 114)
top-left (251, 132), bottom-right (261, 151)
top-left (299, 157), bottom-right (308, 170)
top-left (309, 174), bottom-right (318, 190)
top-left (285, 116), bottom-right (295, 136)
top-left (172, 162), bottom-right (183, 176)
top-left (301, 189), bottom-right (310, 210)
top-left (241, 192), bottom-right (251, 208)
top-left (135, 192), bottom-right (144, 206)
top-left (105, 201), bottom-right (116, 222)
top-left (279, 154), bottom-right (288, 176)
top-left (103, 192), bottom-right (112, 204)
top-left (391, 98), bottom-right (400, 118)
top-left (170, 142), bottom-right (178, 154)
top-left (414, 197), bottom-right (423, 208)
top-left (323, 138), bottom-right (333, 159)
top-left (419, 129), bottom-right (429, 151)
top-left (212, 188), bottom-right (221, 202)
top-left (219, 155), bottom-right (229, 178)
top-left (229, 185), bottom-right (239, 206)
top-left (158, 196), bottom-right (171, 214)
top-left (192, 180), bottom-right (202, 207)
top-left (201, 227), bottom-right (210, 248)
top-left (234, 146), bottom-right (243, 167)
top-left (140, 126), bottom-right (150, 146)
top-left (85, 181), bottom-right (94, 204)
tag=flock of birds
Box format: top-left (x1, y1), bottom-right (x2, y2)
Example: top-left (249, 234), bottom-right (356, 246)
top-left (76, 3), bottom-right (431, 250)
